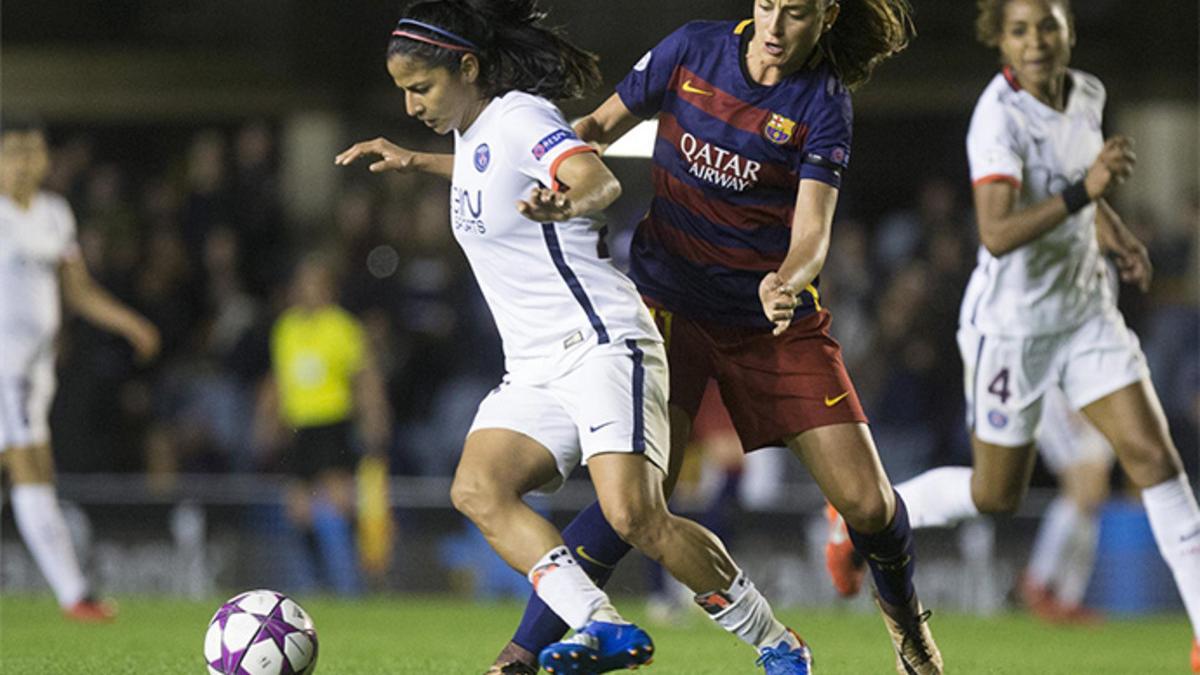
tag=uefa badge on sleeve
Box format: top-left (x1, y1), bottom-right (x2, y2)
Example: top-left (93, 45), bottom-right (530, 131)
top-left (474, 144), bottom-right (490, 172)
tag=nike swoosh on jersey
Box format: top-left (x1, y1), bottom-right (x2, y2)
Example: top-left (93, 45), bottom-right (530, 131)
top-left (824, 392), bottom-right (850, 407)
top-left (681, 80), bottom-right (714, 96)
top-left (589, 421), bottom-right (617, 433)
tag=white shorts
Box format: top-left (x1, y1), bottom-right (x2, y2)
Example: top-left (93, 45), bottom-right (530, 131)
top-left (0, 356), bottom-right (57, 450)
top-left (1034, 385), bottom-right (1115, 475)
top-left (959, 309), bottom-right (1149, 447)
top-left (469, 339), bottom-right (670, 494)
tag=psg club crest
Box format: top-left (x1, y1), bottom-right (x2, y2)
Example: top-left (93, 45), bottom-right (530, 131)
top-left (763, 113), bottom-right (796, 145)
top-left (474, 144), bottom-right (490, 172)
top-left (987, 409), bottom-right (1009, 428)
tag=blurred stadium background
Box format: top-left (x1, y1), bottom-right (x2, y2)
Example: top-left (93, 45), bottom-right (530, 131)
top-left (1, 0), bottom-right (1197, 630)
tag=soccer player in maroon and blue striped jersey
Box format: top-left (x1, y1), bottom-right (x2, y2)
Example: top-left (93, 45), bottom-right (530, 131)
top-left (491, 2), bottom-right (944, 674)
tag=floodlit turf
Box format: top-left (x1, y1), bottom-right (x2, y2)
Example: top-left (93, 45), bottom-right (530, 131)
top-left (0, 594), bottom-right (1191, 673)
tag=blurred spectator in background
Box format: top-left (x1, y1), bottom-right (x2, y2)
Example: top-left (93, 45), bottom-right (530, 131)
top-left (253, 253), bottom-right (393, 594)
top-left (230, 121), bottom-right (286, 298)
top-left (873, 177), bottom-right (967, 282)
top-left (1, 114), bottom-right (160, 619)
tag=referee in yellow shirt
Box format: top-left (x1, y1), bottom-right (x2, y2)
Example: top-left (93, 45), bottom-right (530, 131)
top-left (257, 254), bottom-right (391, 594)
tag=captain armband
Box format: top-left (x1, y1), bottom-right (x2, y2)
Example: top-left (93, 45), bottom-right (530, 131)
top-left (802, 153), bottom-right (844, 179)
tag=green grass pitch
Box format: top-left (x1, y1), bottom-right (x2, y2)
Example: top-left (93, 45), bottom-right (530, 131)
top-left (0, 594), bottom-right (1191, 673)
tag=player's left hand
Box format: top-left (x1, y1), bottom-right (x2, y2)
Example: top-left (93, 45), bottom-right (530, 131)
top-left (127, 318), bottom-right (162, 364)
top-left (516, 187), bottom-right (574, 222)
top-left (1113, 238), bottom-right (1153, 293)
top-left (759, 271), bottom-right (798, 336)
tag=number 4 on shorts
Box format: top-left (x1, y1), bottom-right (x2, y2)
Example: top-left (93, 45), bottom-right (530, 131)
top-left (987, 368), bottom-right (1011, 404)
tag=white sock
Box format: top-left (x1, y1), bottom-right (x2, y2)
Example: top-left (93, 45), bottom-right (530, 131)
top-left (1054, 511), bottom-right (1099, 607)
top-left (11, 484), bottom-right (89, 608)
top-left (1142, 474), bottom-right (1200, 640)
top-left (695, 571), bottom-right (795, 651)
top-left (1027, 496), bottom-right (1081, 589)
top-left (528, 546), bottom-right (621, 630)
top-left (895, 467), bottom-right (979, 529)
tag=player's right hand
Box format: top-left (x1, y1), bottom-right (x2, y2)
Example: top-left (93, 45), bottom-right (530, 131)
top-left (1085, 136), bottom-right (1135, 199)
top-left (759, 271), bottom-right (798, 336)
top-left (335, 137), bottom-right (419, 173)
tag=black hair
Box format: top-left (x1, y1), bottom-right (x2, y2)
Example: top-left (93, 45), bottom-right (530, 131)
top-left (0, 110), bottom-right (46, 137)
top-left (386, 0), bottom-right (601, 100)
top-left (819, 0), bottom-right (915, 90)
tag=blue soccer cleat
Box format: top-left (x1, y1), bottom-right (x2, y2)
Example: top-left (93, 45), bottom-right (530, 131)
top-left (755, 629), bottom-right (813, 675)
top-left (538, 621), bottom-right (654, 673)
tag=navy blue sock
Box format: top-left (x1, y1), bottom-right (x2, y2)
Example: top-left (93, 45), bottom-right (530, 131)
top-left (511, 500), bottom-right (632, 652)
top-left (847, 491), bottom-right (916, 607)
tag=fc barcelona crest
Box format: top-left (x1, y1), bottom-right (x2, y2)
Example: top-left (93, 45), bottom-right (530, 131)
top-left (763, 113), bottom-right (796, 145)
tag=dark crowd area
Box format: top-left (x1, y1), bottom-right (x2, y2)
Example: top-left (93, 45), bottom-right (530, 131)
top-left (44, 121), bottom-right (1199, 489)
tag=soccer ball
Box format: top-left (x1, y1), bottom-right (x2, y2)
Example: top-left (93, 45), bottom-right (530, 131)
top-left (204, 589), bottom-right (318, 675)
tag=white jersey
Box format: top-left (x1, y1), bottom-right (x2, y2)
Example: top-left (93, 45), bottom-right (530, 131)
top-left (0, 192), bottom-right (79, 374)
top-left (451, 91), bottom-right (659, 383)
top-left (961, 68), bottom-right (1115, 336)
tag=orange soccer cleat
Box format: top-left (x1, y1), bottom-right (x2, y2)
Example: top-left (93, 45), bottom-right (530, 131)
top-left (824, 503), bottom-right (866, 598)
top-left (64, 597), bottom-right (118, 623)
top-left (1191, 639), bottom-right (1199, 673)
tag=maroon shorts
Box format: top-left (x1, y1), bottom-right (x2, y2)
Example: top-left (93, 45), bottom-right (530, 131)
top-left (648, 304), bottom-right (868, 452)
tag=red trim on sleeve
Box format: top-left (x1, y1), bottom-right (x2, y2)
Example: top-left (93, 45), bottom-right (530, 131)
top-left (973, 173), bottom-right (1021, 189)
top-left (549, 145), bottom-right (599, 192)
top-left (1002, 66), bottom-right (1022, 92)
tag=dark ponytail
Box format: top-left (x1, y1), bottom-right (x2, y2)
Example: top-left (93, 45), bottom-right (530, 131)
top-left (387, 0), bottom-right (601, 100)
top-left (820, 0), bottom-right (915, 90)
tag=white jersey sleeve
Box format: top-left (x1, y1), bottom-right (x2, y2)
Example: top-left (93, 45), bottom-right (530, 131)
top-left (966, 85), bottom-right (1025, 186)
top-left (53, 195), bottom-right (82, 263)
top-left (501, 98), bottom-right (596, 191)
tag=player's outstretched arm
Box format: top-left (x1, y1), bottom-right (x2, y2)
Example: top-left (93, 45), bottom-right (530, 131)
top-left (334, 137), bottom-right (453, 179)
top-left (573, 93), bottom-right (642, 152)
top-left (975, 136), bottom-right (1136, 257)
top-left (516, 151), bottom-right (621, 222)
top-left (59, 256), bottom-right (161, 363)
top-left (1095, 198), bottom-right (1152, 292)
top-left (759, 179), bottom-right (838, 335)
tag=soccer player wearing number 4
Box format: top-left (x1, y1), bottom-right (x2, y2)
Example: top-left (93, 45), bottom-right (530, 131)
top-left (0, 114), bottom-right (161, 621)
top-left (336, 2), bottom-right (808, 673)
top-left (821, 1), bottom-right (1200, 670)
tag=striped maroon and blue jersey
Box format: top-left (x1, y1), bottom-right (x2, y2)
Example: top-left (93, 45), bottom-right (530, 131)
top-left (616, 20), bottom-right (852, 328)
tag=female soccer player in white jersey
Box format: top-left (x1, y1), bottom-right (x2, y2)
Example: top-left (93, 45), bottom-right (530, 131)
top-left (335, 1), bottom-right (810, 672)
top-left (826, 0), bottom-right (1200, 668)
top-left (0, 114), bottom-right (161, 621)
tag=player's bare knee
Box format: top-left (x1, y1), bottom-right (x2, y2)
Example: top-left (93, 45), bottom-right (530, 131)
top-left (604, 502), bottom-right (665, 551)
top-left (449, 475), bottom-right (503, 525)
top-left (1118, 437), bottom-right (1181, 488)
top-left (971, 486), bottom-right (1023, 515)
top-left (839, 487), bottom-right (892, 534)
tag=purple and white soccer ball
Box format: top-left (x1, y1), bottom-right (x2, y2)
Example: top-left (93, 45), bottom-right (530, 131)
top-left (204, 589), bottom-right (318, 675)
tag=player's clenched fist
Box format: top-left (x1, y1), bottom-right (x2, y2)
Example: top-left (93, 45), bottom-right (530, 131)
top-left (759, 271), bottom-right (798, 336)
top-left (1085, 136), bottom-right (1136, 199)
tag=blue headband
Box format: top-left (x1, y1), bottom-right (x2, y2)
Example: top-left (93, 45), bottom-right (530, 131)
top-left (393, 19), bottom-right (479, 50)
